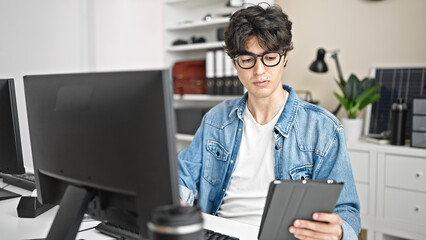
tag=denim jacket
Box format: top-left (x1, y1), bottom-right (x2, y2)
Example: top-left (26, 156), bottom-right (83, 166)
top-left (178, 85), bottom-right (361, 239)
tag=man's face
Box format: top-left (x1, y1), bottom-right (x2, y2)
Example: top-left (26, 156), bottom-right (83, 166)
top-left (234, 36), bottom-right (287, 100)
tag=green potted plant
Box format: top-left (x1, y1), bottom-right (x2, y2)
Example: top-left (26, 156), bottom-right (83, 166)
top-left (334, 74), bottom-right (381, 141)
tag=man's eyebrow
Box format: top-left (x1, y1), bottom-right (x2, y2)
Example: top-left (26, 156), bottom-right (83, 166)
top-left (237, 50), bottom-right (268, 56)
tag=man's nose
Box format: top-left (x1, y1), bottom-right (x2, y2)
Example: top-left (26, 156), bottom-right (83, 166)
top-left (253, 57), bottom-right (266, 75)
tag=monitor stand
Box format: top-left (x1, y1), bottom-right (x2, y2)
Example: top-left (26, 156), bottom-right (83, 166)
top-left (17, 196), bottom-right (54, 218)
top-left (46, 185), bottom-right (93, 240)
top-left (0, 188), bottom-right (21, 201)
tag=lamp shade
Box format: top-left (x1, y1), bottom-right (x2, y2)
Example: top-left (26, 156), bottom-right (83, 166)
top-left (309, 48), bottom-right (328, 73)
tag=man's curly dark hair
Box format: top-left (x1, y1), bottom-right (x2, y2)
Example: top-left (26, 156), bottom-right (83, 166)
top-left (224, 4), bottom-right (294, 58)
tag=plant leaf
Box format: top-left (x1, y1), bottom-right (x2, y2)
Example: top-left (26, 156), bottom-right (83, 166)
top-left (333, 73), bottom-right (381, 118)
top-left (358, 94), bottom-right (380, 111)
top-left (336, 79), bottom-right (346, 97)
top-left (334, 92), bottom-right (350, 110)
top-left (345, 75), bottom-right (356, 101)
top-left (355, 85), bottom-right (379, 106)
top-left (360, 77), bottom-right (375, 93)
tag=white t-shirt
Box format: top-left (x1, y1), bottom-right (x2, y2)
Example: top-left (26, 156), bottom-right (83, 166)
top-left (216, 92), bottom-right (288, 226)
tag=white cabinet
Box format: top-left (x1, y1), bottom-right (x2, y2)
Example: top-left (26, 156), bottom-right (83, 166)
top-left (348, 141), bottom-right (426, 240)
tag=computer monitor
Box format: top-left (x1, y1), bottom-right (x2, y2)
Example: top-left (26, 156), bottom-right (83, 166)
top-left (0, 79), bottom-right (25, 200)
top-left (0, 79), bottom-right (24, 174)
top-left (24, 70), bottom-right (179, 240)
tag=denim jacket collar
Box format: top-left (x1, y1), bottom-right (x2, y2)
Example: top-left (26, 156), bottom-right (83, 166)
top-left (228, 84), bottom-right (299, 138)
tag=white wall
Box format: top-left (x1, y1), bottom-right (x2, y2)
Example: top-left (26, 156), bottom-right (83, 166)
top-left (0, 0), bottom-right (163, 171)
top-left (276, 0), bottom-right (426, 118)
top-left (0, 0), bottom-right (90, 171)
top-left (91, 0), bottom-right (164, 71)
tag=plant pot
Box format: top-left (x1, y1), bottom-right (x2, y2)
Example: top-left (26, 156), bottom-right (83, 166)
top-left (341, 118), bottom-right (363, 143)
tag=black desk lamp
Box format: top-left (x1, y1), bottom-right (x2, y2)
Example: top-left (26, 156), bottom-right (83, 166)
top-left (309, 48), bottom-right (344, 115)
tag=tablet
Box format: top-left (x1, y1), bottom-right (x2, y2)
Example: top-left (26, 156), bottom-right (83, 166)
top-left (258, 179), bottom-right (344, 240)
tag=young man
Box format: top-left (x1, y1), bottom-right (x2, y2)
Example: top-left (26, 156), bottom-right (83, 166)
top-left (178, 4), bottom-right (360, 240)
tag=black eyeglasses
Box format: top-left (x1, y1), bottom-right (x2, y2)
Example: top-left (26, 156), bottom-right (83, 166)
top-left (233, 50), bottom-right (287, 69)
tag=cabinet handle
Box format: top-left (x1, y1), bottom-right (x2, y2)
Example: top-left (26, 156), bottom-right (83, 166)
top-left (415, 172), bottom-right (422, 178)
top-left (414, 206), bottom-right (420, 212)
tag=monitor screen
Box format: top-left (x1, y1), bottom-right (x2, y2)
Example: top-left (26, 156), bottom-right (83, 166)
top-left (0, 79), bottom-right (24, 174)
top-left (24, 70), bottom-right (179, 239)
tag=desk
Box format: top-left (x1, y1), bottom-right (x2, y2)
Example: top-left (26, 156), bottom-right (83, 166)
top-left (0, 180), bottom-right (259, 240)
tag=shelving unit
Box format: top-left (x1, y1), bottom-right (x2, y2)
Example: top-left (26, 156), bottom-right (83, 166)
top-left (164, 0), bottom-right (227, 8)
top-left (173, 94), bottom-right (236, 101)
top-left (164, 0), bottom-right (272, 142)
top-left (167, 41), bottom-right (225, 52)
top-left (174, 94), bottom-right (237, 108)
top-left (163, 0), bottom-right (232, 66)
top-left (176, 133), bottom-right (195, 142)
top-left (165, 17), bottom-right (230, 31)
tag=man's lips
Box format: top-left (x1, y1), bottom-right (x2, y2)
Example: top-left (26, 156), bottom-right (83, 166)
top-left (254, 80), bottom-right (269, 87)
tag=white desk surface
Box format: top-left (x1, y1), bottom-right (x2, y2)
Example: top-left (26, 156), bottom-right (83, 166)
top-left (0, 180), bottom-right (259, 240)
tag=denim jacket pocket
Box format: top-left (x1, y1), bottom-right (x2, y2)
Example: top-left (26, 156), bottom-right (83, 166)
top-left (203, 141), bottom-right (229, 185)
top-left (289, 164), bottom-right (314, 180)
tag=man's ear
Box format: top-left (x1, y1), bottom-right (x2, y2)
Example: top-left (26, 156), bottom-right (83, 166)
top-left (232, 59), bottom-right (237, 67)
top-left (283, 55), bottom-right (289, 68)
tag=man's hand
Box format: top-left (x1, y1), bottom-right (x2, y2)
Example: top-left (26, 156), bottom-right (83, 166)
top-left (180, 199), bottom-right (187, 207)
top-left (288, 212), bottom-right (343, 240)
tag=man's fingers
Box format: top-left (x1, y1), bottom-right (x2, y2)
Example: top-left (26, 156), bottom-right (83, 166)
top-left (292, 219), bottom-right (330, 233)
top-left (313, 213), bottom-right (342, 224)
top-left (289, 226), bottom-right (334, 240)
top-left (290, 215), bottom-right (343, 239)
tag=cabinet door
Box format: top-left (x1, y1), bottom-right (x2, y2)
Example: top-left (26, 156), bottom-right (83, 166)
top-left (356, 182), bottom-right (369, 216)
top-left (348, 150), bottom-right (369, 183)
top-left (385, 154), bottom-right (426, 192)
top-left (348, 150), bottom-right (370, 217)
top-left (384, 188), bottom-right (426, 227)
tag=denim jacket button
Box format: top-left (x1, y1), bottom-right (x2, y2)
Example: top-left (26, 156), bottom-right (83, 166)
top-left (275, 145), bottom-right (280, 150)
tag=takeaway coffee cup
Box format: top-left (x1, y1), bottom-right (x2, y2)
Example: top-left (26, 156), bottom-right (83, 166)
top-left (147, 205), bottom-right (203, 240)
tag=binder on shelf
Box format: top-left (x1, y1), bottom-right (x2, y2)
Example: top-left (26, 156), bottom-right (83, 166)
top-left (206, 48), bottom-right (243, 96)
top-left (224, 53), bottom-right (234, 96)
top-left (206, 50), bottom-right (216, 95)
top-left (215, 49), bottom-right (225, 95)
top-left (232, 63), bottom-right (244, 95)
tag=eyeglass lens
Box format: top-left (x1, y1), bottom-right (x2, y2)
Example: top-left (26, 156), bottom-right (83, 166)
top-left (237, 52), bottom-right (282, 69)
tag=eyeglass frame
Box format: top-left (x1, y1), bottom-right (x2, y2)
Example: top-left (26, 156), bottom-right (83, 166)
top-left (232, 49), bottom-right (288, 70)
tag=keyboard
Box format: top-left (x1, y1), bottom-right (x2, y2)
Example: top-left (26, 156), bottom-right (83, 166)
top-left (0, 172), bottom-right (36, 191)
top-left (95, 221), bottom-right (140, 239)
top-left (204, 229), bottom-right (239, 240)
top-left (95, 221), bottom-right (240, 240)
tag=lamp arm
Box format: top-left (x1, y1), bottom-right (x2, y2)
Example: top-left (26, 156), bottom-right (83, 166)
top-left (330, 52), bottom-right (344, 81)
top-left (330, 50), bottom-right (343, 116)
